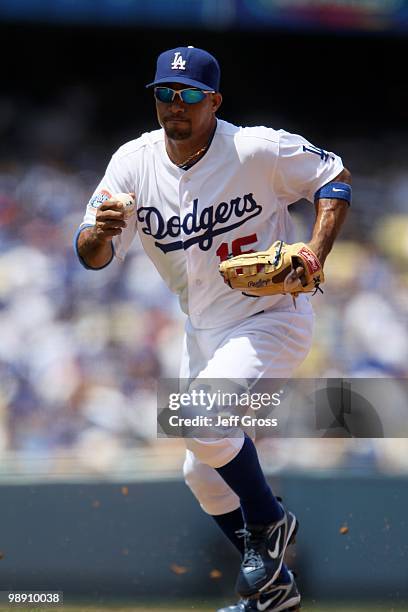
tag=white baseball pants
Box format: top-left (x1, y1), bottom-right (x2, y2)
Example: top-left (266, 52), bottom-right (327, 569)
top-left (179, 301), bottom-right (314, 515)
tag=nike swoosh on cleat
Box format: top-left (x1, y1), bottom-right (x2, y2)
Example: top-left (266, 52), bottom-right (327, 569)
top-left (268, 529), bottom-right (281, 559)
top-left (257, 591), bottom-right (283, 611)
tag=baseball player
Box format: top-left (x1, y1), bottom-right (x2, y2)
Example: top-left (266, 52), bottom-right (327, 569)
top-left (75, 46), bottom-right (351, 611)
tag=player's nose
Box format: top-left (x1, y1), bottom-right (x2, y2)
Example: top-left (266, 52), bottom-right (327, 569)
top-left (169, 95), bottom-right (187, 112)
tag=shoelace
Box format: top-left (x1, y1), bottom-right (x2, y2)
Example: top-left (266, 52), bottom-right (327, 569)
top-left (236, 528), bottom-right (266, 567)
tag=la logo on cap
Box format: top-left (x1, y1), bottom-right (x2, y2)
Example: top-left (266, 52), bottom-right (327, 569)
top-left (146, 45), bottom-right (219, 91)
top-left (171, 52), bottom-right (186, 70)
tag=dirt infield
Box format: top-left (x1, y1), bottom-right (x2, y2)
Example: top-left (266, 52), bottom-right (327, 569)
top-left (0, 604), bottom-right (405, 612)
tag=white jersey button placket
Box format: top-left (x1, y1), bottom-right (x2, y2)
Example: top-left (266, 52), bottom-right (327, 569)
top-left (179, 172), bottom-right (205, 324)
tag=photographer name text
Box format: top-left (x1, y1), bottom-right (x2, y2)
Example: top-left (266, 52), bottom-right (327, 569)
top-left (168, 415), bottom-right (278, 428)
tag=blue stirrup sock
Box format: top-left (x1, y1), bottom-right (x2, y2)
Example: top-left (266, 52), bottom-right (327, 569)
top-left (212, 508), bottom-right (245, 556)
top-left (211, 508), bottom-right (291, 584)
top-left (215, 434), bottom-right (284, 526)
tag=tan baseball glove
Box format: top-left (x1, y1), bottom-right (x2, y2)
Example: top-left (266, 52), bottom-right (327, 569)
top-left (219, 240), bottom-right (324, 298)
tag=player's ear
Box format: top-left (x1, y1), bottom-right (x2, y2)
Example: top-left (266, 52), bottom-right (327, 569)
top-left (212, 92), bottom-right (222, 113)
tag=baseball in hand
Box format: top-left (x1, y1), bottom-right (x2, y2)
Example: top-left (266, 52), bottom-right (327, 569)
top-left (111, 192), bottom-right (136, 218)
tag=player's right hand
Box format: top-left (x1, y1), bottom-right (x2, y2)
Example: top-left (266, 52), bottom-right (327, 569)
top-left (93, 200), bottom-right (128, 242)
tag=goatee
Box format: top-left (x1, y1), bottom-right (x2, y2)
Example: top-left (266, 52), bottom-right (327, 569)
top-left (164, 124), bottom-right (192, 140)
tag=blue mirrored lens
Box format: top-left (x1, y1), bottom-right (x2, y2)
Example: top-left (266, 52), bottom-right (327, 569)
top-left (154, 87), bottom-right (207, 104)
top-left (154, 87), bottom-right (174, 103)
top-left (180, 89), bottom-right (206, 104)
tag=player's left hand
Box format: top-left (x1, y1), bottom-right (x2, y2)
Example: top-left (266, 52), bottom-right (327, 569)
top-left (219, 241), bottom-right (325, 298)
top-left (283, 238), bottom-right (326, 292)
top-left (282, 264), bottom-right (306, 294)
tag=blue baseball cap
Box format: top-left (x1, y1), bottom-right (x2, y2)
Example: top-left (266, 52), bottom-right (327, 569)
top-left (146, 46), bottom-right (220, 91)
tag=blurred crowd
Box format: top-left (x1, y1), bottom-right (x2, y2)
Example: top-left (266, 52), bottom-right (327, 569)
top-left (0, 87), bottom-right (407, 479)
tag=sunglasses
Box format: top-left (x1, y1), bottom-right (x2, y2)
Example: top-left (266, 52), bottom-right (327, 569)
top-left (154, 87), bottom-right (214, 104)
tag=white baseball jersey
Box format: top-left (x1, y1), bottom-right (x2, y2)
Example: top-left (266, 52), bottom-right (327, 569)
top-left (80, 119), bottom-right (343, 329)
